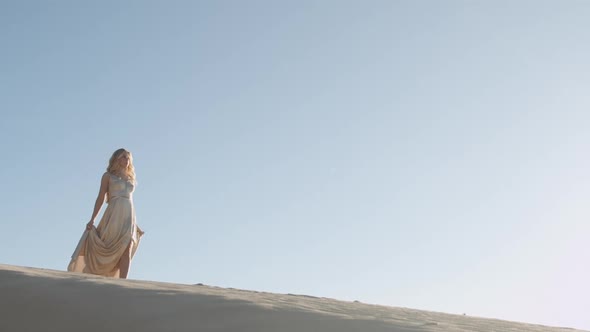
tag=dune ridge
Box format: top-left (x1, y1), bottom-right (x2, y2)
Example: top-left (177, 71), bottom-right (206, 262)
top-left (0, 264), bottom-right (584, 332)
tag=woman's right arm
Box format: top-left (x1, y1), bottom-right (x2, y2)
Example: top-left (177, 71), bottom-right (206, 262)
top-left (86, 173), bottom-right (110, 230)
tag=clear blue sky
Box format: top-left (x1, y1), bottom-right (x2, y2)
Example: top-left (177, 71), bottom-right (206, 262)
top-left (1, 1), bottom-right (589, 330)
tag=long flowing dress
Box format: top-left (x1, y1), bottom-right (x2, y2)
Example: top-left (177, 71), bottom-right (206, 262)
top-left (68, 173), bottom-right (143, 277)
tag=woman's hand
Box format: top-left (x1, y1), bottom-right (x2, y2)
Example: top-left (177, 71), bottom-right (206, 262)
top-left (86, 220), bottom-right (94, 230)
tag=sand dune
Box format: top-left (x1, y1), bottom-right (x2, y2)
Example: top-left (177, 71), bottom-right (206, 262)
top-left (0, 264), bottom-right (584, 332)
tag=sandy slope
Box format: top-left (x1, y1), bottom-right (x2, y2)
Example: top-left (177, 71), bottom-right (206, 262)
top-left (0, 264), bottom-right (585, 332)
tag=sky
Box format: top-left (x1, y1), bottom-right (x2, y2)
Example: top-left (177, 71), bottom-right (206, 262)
top-left (1, 0), bottom-right (589, 330)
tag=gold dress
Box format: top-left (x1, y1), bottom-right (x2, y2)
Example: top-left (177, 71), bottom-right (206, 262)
top-left (68, 173), bottom-right (143, 277)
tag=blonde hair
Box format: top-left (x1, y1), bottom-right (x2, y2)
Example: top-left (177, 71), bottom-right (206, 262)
top-left (107, 148), bottom-right (136, 184)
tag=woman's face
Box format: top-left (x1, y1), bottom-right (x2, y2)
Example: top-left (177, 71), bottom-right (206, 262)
top-left (117, 153), bottom-right (130, 169)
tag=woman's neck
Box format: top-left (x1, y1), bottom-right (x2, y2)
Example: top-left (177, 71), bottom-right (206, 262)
top-left (111, 169), bottom-right (128, 179)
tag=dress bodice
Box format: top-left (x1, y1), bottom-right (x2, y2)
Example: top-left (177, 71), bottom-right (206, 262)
top-left (108, 173), bottom-right (135, 200)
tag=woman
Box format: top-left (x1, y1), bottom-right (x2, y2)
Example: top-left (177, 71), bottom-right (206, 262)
top-left (68, 148), bottom-right (144, 278)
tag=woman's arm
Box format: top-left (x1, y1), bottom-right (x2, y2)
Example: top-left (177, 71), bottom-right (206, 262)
top-left (86, 172), bottom-right (110, 230)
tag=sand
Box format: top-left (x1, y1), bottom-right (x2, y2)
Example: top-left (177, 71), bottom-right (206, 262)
top-left (0, 264), bottom-right (585, 332)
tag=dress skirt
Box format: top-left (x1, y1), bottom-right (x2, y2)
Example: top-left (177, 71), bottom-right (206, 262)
top-left (68, 196), bottom-right (142, 277)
